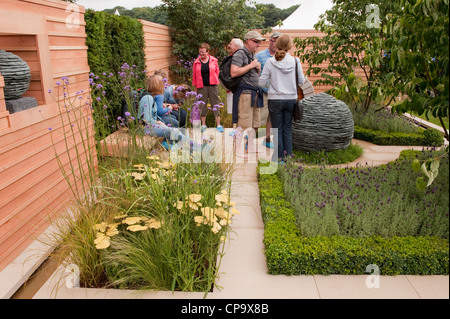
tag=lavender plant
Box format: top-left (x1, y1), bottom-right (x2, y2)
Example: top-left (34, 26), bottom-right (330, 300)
top-left (280, 149), bottom-right (449, 239)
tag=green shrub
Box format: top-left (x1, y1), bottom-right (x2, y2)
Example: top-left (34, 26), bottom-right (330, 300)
top-left (354, 126), bottom-right (444, 146)
top-left (85, 10), bottom-right (147, 131)
top-left (423, 127), bottom-right (445, 147)
top-left (258, 160), bottom-right (449, 276)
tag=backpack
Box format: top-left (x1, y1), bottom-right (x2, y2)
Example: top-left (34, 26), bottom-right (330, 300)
top-left (219, 49), bottom-right (253, 93)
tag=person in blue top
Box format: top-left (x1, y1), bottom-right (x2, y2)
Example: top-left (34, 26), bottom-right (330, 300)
top-left (138, 74), bottom-right (186, 150)
top-left (256, 32), bottom-right (280, 149)
top-left (164, 83), bottom-right (190, 128)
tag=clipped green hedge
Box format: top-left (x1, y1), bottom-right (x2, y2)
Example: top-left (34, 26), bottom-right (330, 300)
top-left (353, 125), bottom-right (444, 146)
top-left (85, 10), bottom-right (147, 127)
top-left (85, 9), bottom-right (146, 77)
top-left (258, 166), bottom-right (449, 276)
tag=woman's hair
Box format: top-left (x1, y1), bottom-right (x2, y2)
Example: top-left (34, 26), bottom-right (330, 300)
top-left (147, 74), bottom-right (165, 96)
top-left (274, 34), bottom-right (293, 61)
top-left (199, 43), bottom-right (210, 52)
top-left (173, 84), bottom-right (191, 100)
top-left (153, 69), bottom-right (168, 81)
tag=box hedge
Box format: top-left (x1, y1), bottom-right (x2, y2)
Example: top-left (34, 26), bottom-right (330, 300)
top-left (353, 125), bottom-right (444, 146)
top-left (258, 166), bottom-right (449, 276)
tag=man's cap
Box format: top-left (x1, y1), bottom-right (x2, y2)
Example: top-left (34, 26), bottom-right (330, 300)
top-left (270, 32), bottom-right (281, 39)
top-left (244, 30), bottom-right (266, 41)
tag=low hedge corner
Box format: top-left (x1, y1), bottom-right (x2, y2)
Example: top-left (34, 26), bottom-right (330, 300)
top-left (258, 164), bottom-right (449, 276)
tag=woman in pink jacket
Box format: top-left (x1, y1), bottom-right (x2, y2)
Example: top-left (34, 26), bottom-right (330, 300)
top-left (192, 43), bottom-right (223, 132)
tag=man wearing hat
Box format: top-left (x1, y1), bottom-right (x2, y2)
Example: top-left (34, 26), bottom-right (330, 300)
top-left (256, 32), bottom-right (281, 149)
top-left (230, 30), bottom-right (266, 155)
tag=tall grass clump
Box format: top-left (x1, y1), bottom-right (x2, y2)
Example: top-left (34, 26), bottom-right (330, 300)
top-left (279, 149), bottom-right (449, 239)
top-left (45, 66), bottom-right (237, 295)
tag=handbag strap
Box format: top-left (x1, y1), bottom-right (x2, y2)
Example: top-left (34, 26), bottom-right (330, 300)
top-left (294, 58), bottom-right (299, 99)
top-left (295, 58), bottom-right (299, 98)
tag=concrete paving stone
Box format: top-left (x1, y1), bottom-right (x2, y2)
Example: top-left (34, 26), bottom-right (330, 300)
top-left (406, 275), bottom-right (449, 299)
top-left (314, 275), bottom-right (420, 299)
top-left (230, 181), bottom-right (260, 198)
top-left (217, 229), bottom-right (267, 277)
top-left (231, 200), bottom-right (264, 230)
top-left (210, 274), bottom-right (320, 299)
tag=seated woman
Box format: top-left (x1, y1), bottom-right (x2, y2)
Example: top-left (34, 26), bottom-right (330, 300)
top-left (147, 74), bottom-right (181, 128)
top-left (138, 91), bottom-right (182, 150)
top-left (164, 82), bottom-right (190, 128)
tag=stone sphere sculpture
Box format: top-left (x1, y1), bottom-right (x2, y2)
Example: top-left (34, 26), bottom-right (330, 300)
top-left (292, 93), bottom-right (354, 152)
top-left (0, 50), bottom-right (31, 100)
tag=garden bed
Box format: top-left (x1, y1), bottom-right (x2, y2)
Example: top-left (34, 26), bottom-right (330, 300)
top-left (47, 153), bottom-right (237, 295)
top-left (258, 149), bottom-right (449, 276)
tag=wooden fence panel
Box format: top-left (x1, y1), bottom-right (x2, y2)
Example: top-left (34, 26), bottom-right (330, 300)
top-left (0, 0), bottom-right (93, 272)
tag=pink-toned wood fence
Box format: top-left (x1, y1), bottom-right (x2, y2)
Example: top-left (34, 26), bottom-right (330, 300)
top-left (0, 0), bottom-right (93, 272)
top-left (257, 29), bottom-right (366, 93)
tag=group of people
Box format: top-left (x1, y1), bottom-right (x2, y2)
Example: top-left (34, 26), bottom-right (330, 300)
top-left (138, 30), bottom-right (305, 161)
top-left (227, 30), bottom-right (306, 161)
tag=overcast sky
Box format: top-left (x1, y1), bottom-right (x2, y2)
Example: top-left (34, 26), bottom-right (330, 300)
top-left (76, 0), bottom-right (300, 11)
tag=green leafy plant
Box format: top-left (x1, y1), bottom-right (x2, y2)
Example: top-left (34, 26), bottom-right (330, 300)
top-left (412, 147), bottom-right (449, 190)
top-left (295, 0), bottom-right (402, 110)
top-left (386, 0), bottom-right (449, 141)
top-left (163, 0), bottom-right (265, 82)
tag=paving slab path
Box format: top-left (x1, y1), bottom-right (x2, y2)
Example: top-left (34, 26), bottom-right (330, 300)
top-left (211, 138), bottom-right (449, 299)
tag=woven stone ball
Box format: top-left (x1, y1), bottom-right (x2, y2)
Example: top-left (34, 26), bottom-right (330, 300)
top-left (292, 93), bottom-right (354, 152)
top-left (0, 50), bottom-right (31, 100)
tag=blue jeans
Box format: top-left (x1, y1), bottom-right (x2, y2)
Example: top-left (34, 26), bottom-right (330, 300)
top-left (268, 99), bottom-right (296, 160)
top-left (160, 114), bottom-right (180, 128)
top-left (144, 124), bottom-right (183, 143)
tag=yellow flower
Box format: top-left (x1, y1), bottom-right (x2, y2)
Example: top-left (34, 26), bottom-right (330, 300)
top-left (174, 200), bottom-right (184, 210)
top-left (215, 193), bottom-right (228, 203)
top-left (214, 207), bottom-right (228, 219)
top-left (122, 216), bottom-right (148, 225)
top-left (219, 217), bottom-right (232, 226)
top-left (220, 235), bottom-right (226, 242)
top-left (194, 215), bottom-right (205, 224)
top-left (131, 172), bottom-right (146, 180)
top-left (146, 218), bottom-right (162, 229)
top-left (127, 224), bottom-right (149, 232)
top-left (230, 207), bottom-right (240, 215)
top-left (102, 223), bottom-right (119, 236)
top-left (159, 161), bottom-right (172, 170)
top-left (147, 155), bottom-right (160, 160)
top-left (188, 201), bottom-right (199, 211)
top-left (201, 207), bottom-right (218, 225)
top-left (133, 164), bottom-right (145, 170)
top-left (93, 222), bottom-right (108, 233)
top-left (228, 201), bottom-right (236, 207)
top-left (94, 233), bottom-right (110, 249)
top-left (106, 228), bottom-right (119, 236)
top-left (211, 221), bottom-right (222, 234)
top-left (187, 194), bottom-right (202, 203)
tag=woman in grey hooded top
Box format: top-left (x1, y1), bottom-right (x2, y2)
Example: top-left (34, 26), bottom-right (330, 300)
top-left (259, 33), bottom-right (305, 161)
